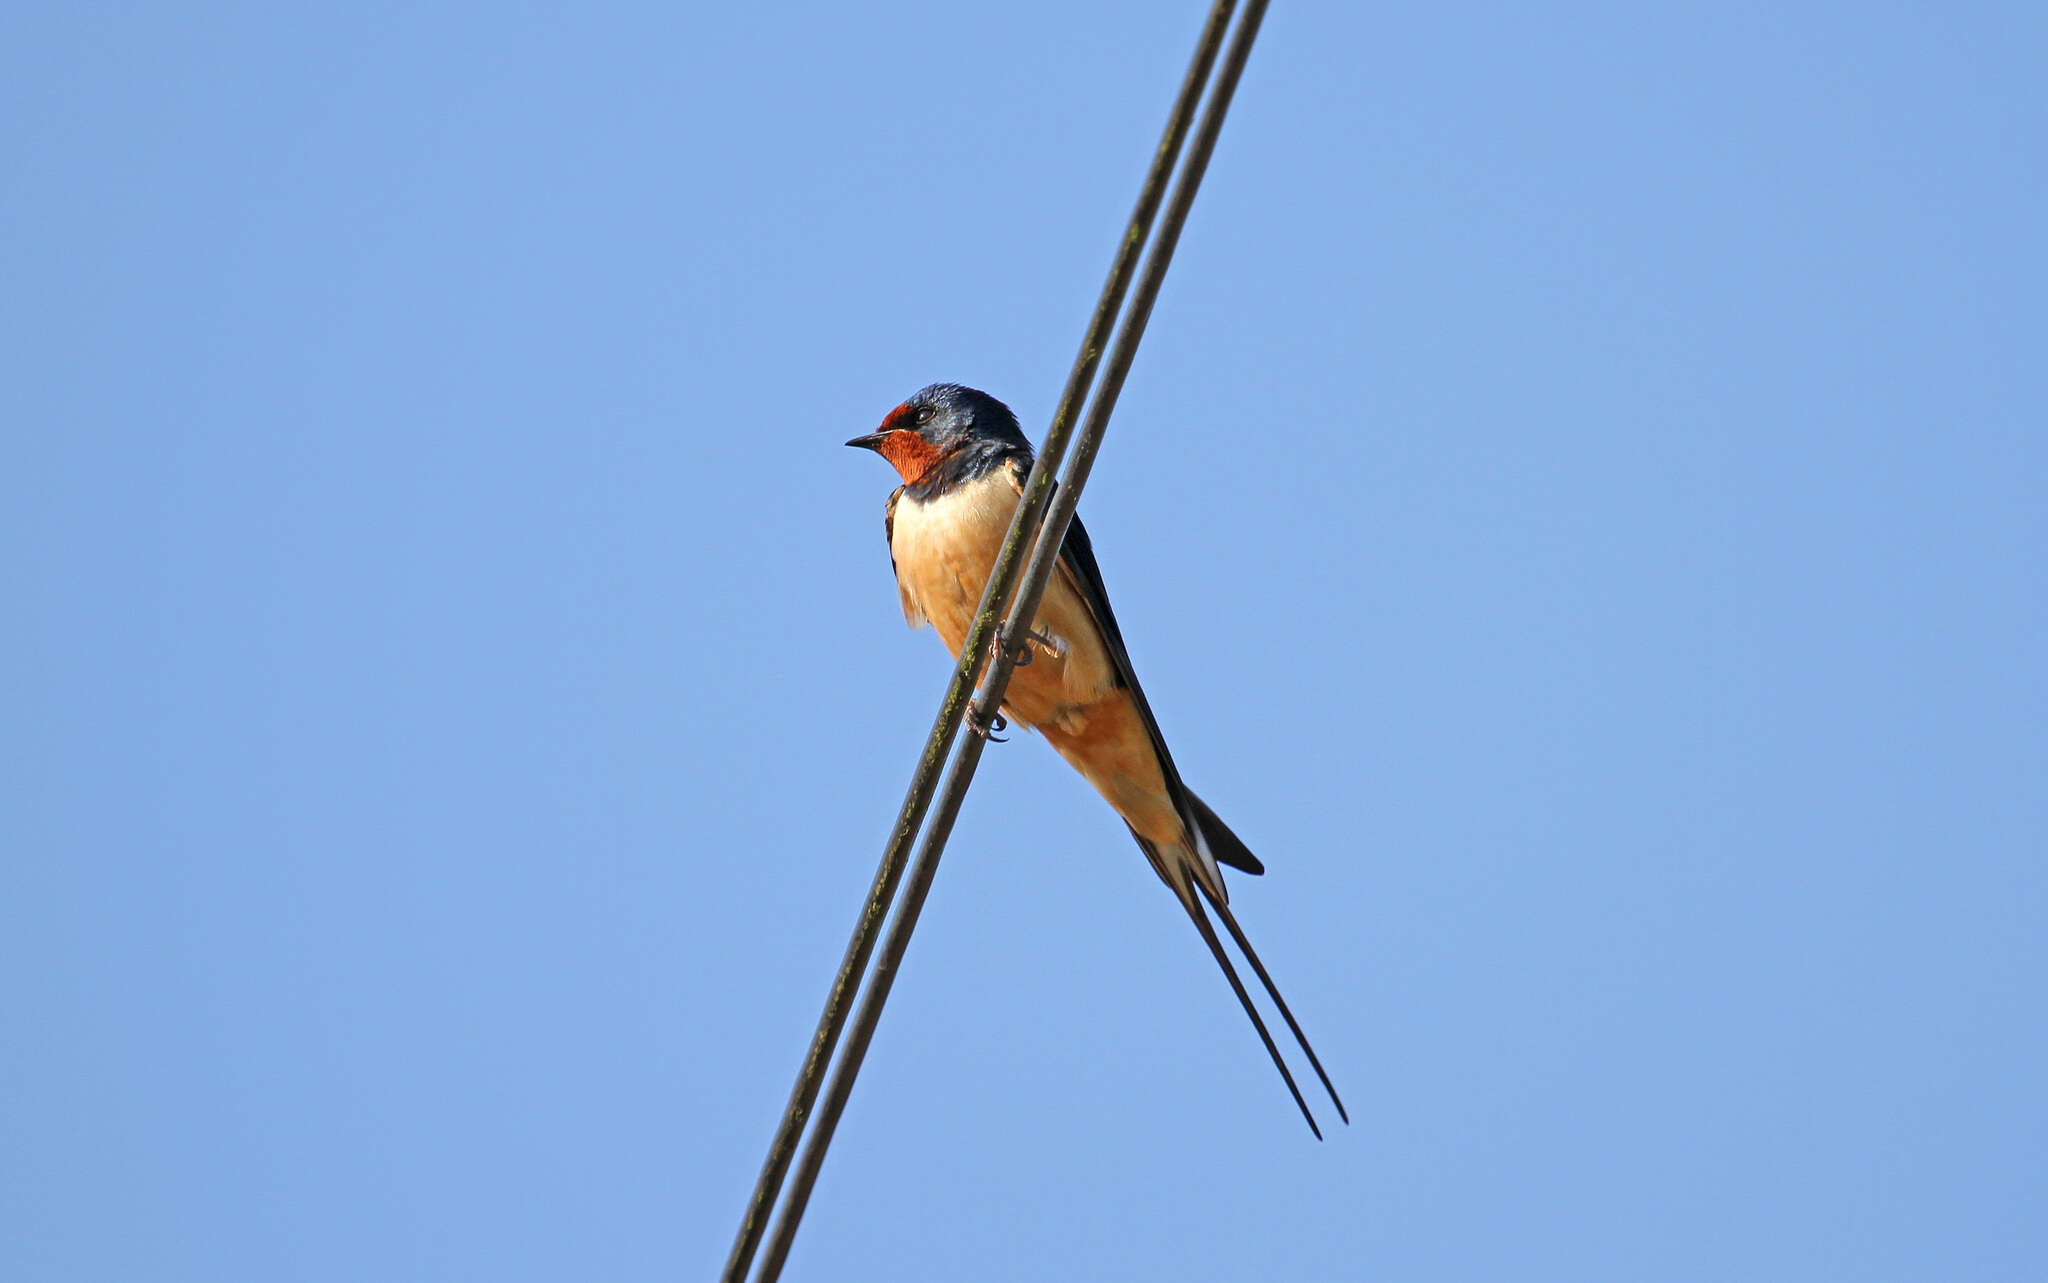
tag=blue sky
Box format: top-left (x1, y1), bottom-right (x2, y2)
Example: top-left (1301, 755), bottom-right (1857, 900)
top-left (5, 3), bottom-right (2043, 1279)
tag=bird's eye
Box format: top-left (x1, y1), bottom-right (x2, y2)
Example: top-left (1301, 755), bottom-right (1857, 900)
top-left (914, 406), bottom-right (936, 425)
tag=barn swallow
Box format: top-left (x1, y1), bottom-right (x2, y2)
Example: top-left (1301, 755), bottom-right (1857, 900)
top-left (848, 383), bottom-right (1346, 1137)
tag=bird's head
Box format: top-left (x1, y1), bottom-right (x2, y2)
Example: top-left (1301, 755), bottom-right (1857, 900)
top-left (846, 383), bottom-right (1030, 484)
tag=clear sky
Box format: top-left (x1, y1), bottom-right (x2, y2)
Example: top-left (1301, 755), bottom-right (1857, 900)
top-left (5, 3), bottom-right (2043, 1280)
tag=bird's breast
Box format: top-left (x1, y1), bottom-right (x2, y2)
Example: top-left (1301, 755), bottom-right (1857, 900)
top-left (888, 469), bottom-right (1019, 648)
top-left (888, 469), bottom-right (1117, 725)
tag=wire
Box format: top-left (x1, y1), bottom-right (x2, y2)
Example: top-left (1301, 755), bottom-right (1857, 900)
top-left (717, 7), bottom-right (1236, 1280)
top-left (717, 8), bottom-right (1242, 1277)
top-left (743, 4), bottom-right (1272, 1278)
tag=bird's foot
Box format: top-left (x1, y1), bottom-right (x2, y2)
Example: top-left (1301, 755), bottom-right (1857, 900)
top-left (965, 707), bottom-right (1009, 743)
top-left (988, 631), bottom-right (1032, 669)
top-left (993, 626), bottom-right (1059, 669)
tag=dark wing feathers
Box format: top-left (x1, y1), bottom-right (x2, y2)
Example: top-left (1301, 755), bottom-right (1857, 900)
top-left (1024, 463), bottom-right (1260, 878)
top-left (883, 485), bottom-right (925, 630)
top-left (883, 485), bottom-right (902, 576)
top-left (1000, 466), bottom-right (1338, 1135)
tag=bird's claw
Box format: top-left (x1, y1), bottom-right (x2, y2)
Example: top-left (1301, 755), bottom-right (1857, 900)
top-left (989, 632), bottom-right (1031, 669)
top-left (968, 625), bottom-right (1063, 741)
top-left (993, 627), bottom-right (1058, 669)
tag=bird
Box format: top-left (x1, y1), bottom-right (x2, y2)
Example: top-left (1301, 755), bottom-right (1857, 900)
top-left (847, 382), bottom-right (1346, 1137)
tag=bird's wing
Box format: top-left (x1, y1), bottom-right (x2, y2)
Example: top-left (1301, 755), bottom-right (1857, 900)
top-left (1034, 470), bottom-right (1342, 1136)
top-left (1002, 459), bottom-right (1220, 883)
top-left (1051, 511), bottom-right (1211, 867)
top-left (883, 485), bottom-right (926, 630)
top-left (1051, 515), bottom-right (1181, 771)
top-left (985, 466), bottom-right (1340, 1136)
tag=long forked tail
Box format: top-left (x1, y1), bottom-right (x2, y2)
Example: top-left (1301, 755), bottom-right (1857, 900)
top-left (1193, 879), bottom-right (1349, 1130)
top-left (1178, 794), bottom-right (1348, 1132)
top-left (1167, 875), bottom-right (1329, 1137)
top-left (1126, 792), bottom-right (1346, 1136)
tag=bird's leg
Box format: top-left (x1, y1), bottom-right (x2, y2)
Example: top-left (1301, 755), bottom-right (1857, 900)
top-left (966, 626), bottom-right (1061, 742)
top-left (991, 626), bottom-right (1061, 670)
top-left (965, 707), bottom-right (1009, 742)
top-left (987, 628), bottom-right (1032, 669)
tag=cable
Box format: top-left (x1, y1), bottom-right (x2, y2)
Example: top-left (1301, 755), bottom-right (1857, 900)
top-left (746, 4), bottom-right (1272, 1277)
top-left (716, 7), bottom-right (1238, 1279)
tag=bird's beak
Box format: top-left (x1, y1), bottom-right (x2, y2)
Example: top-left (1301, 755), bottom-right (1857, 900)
top-left (844, 431), bottom-right (888, 451)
